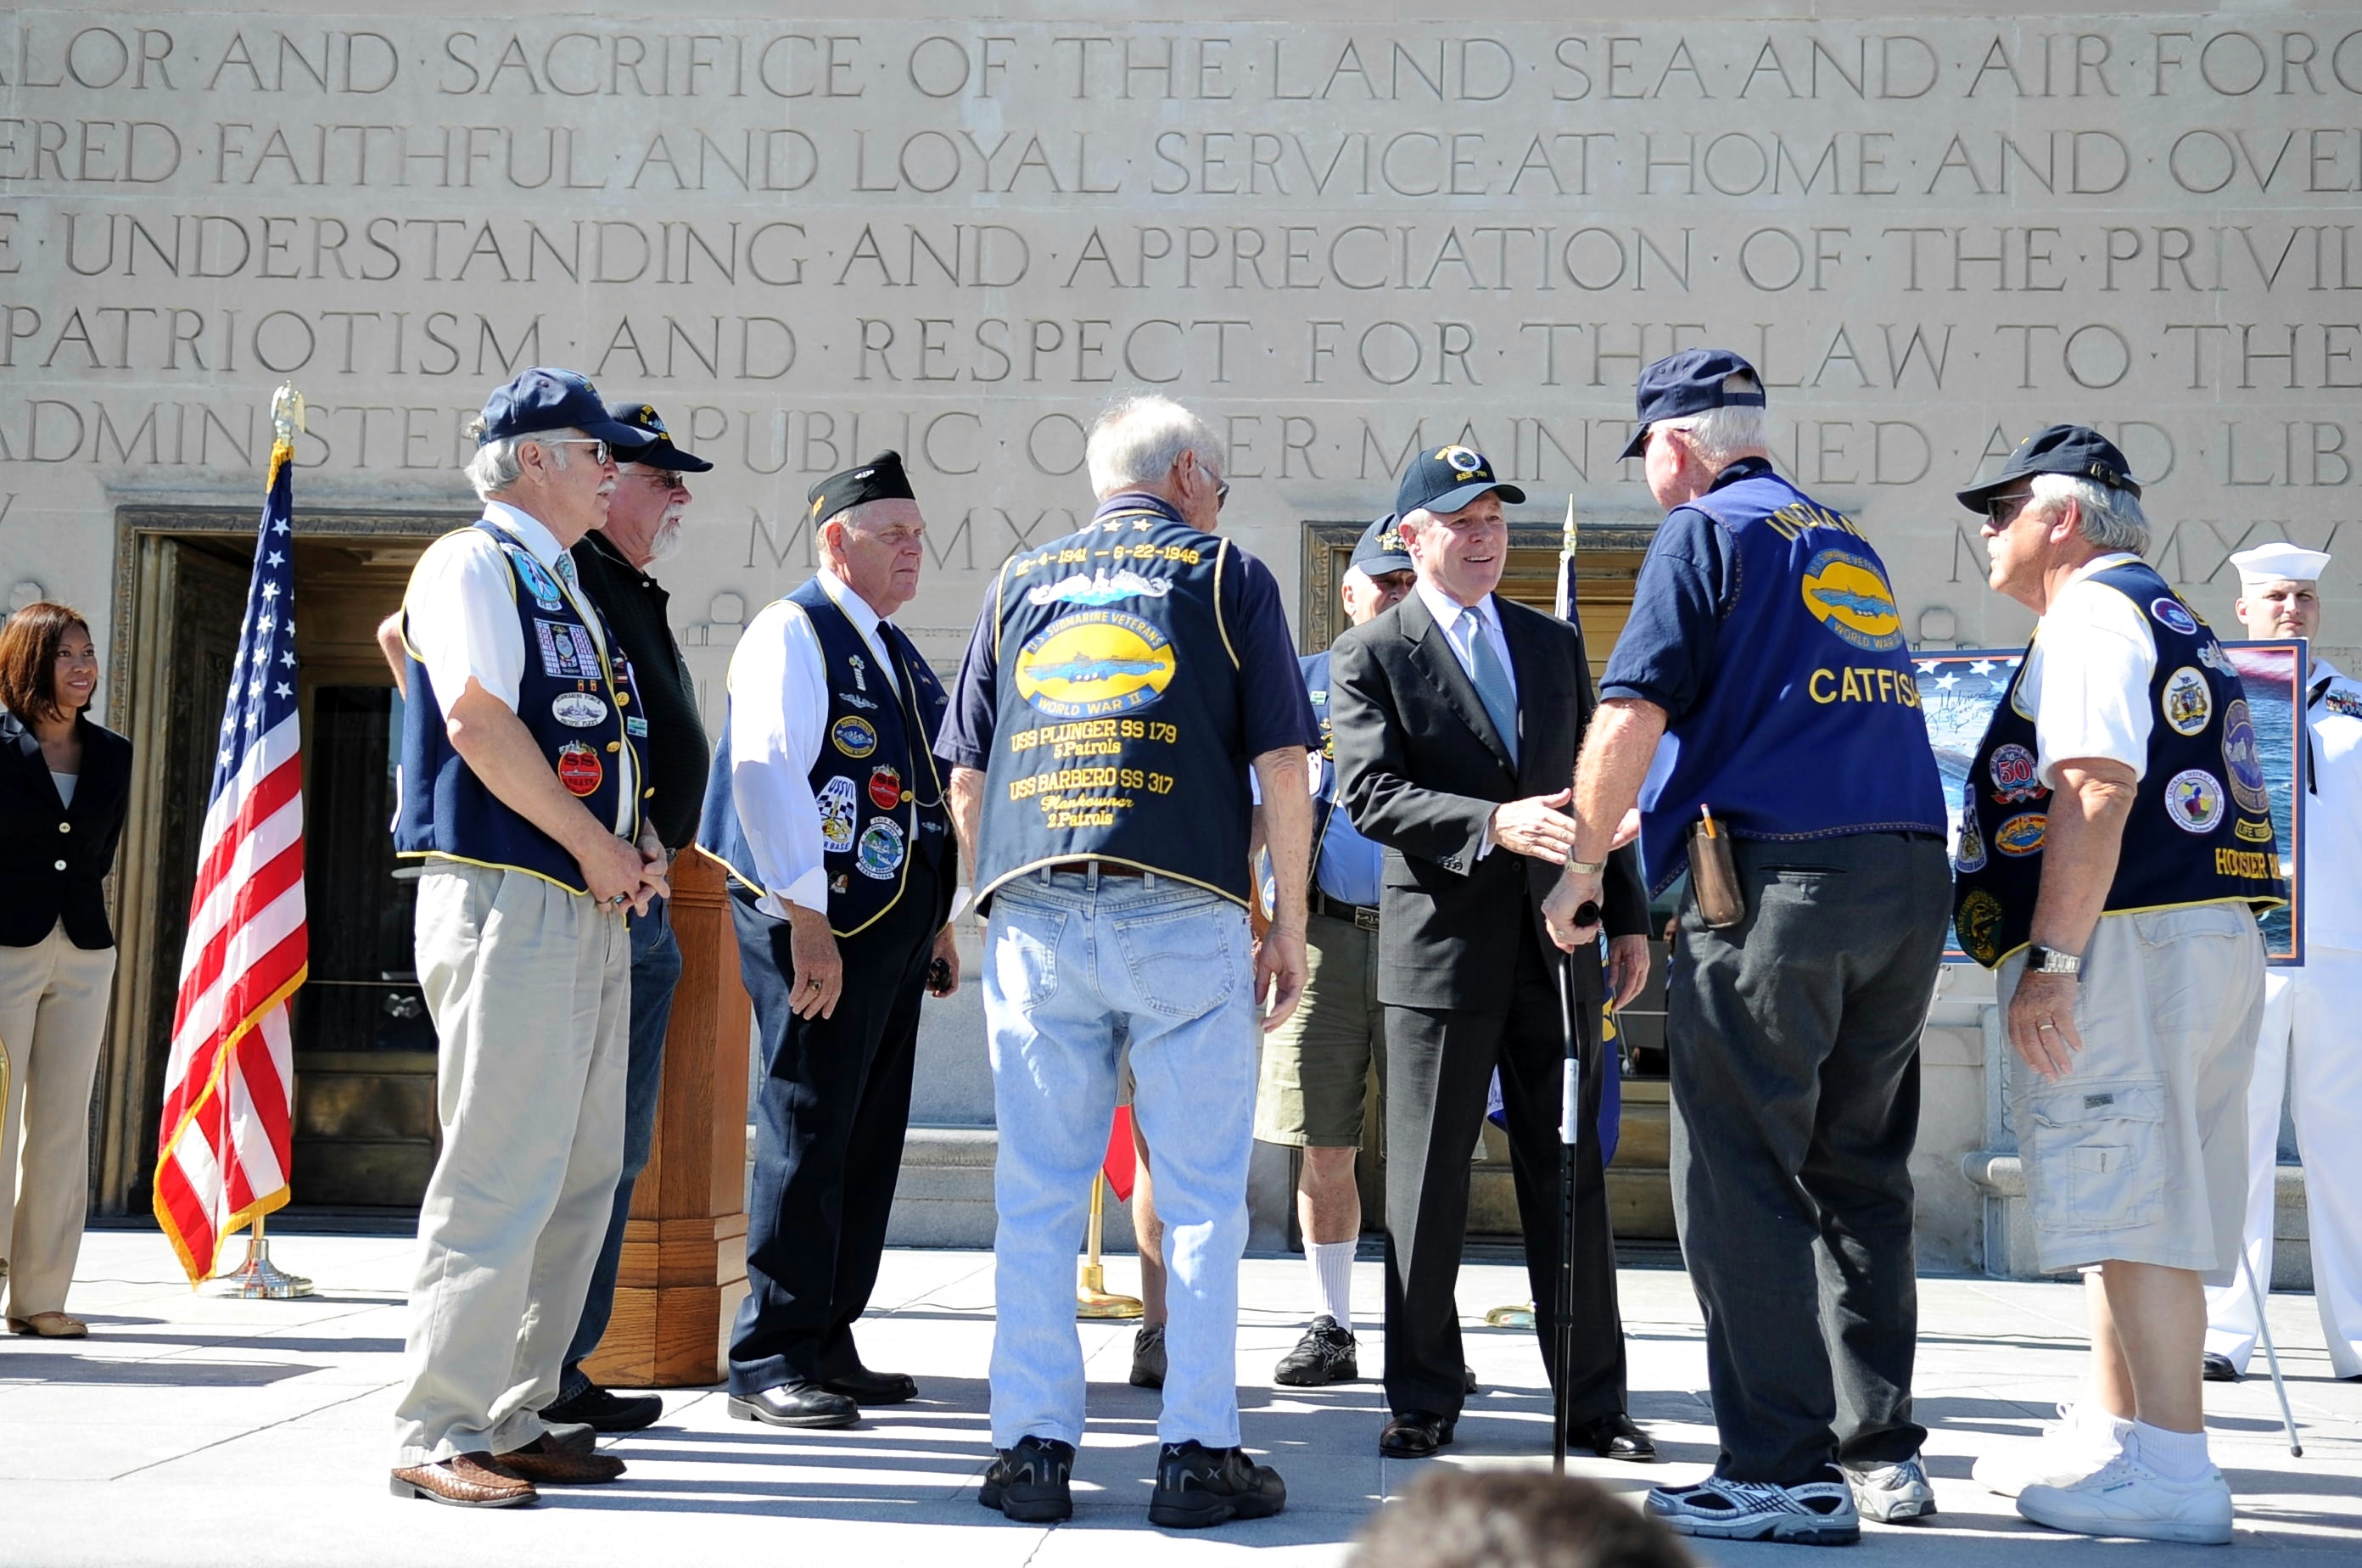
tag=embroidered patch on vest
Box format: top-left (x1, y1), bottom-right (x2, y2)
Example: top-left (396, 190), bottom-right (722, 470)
top-left (556, 741), bottom-right (602, 797)
top-left (816, 776), bottom-right (859, 853)
top-left (868, 765), bottom-right (904, 809)
top-left (1989, 743), bottom-right (2043, 804)
top-left (1799, 547), bottom-right (1904, 652)
top-left (1995, 812), bottom-right (2048, 856)
top-left (534, 619), bottom-right (599, 680)
top-left (551, 691), bottom-right (607, 728)
top-left (1013, 609), bottom-right (1178, 719)
top-left (2161, 667), bottom-right (2211, 736)
top-left (2152, 597), bottom-right (2200, 636)
top-left (1953, 814), bottom-right (1987, 874)
top-left (507, 546), bottom-right (564, 612)
top-left (856, 818), bottom-right (905, 879)
top-left (2164, 769), bottom-right (2226, 833)
top-left (1957, 889), bottom-right (2005, 965)
top-left (831, 715), bottom-right (878, 758)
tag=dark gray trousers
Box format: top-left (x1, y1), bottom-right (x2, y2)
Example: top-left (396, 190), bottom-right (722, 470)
top-left (1668, 832), bottom-right (1948, 1483)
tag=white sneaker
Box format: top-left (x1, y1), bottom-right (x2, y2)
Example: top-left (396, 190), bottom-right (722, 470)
top-left (1973, 1403), bottom-right (2123, 1498)
top-left (2017, 1450), bottom-right (2233, 1545)
top-left (1644, 1470), bottom-right (1861, 1546)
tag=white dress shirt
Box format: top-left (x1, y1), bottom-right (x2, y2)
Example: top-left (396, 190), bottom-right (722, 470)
top-left (1416, 579), bottom-right (1519, 860)
top-left (2018, 552), bottom-right (2157, 788)
top-left (1415, 580), bottom-right (1519, 705)
top-left (402, 498), bottom-right (635, 834)
top-left (725, 569), bottom-right (901, 919)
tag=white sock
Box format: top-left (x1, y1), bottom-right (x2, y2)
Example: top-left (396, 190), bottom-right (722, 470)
top-left (1307, 1240), bottom-right (1356, 1330)
top-left (2130, 1422), bottom-right (2213, 1481)
top-left (2074, 1403), bottom-right (2134, 1450)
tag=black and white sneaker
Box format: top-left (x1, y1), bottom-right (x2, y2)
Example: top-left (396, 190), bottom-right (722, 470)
top-left (1645, 1466), bottom-right (1861, 1546)
top-left (1273, 1316), bottom-right (1359, 1386)
top-left (1842, 1455), bottom-right (1937, 1522)
top-left (1130, 1324), bottom-right (1167, 1389)
top-left (1148, 1441), bottom-right (1287, 1529)
top-left (979, 1435), bottom-right (1075, 1523)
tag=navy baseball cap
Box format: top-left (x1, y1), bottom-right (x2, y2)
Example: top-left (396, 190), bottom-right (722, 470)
top-left (1396, 444), bottom-right (1525, 518)
top-left (1618, 348), bottom-right (1769, 460)
top-left (476, 368), bottom-right (655, 451)
top-left (607, 399), bottom-right (713, 473)
top-left (1348, 513), bottom-right (1413, 576)
top-left (1955, 424), bottom-right (2141, 512)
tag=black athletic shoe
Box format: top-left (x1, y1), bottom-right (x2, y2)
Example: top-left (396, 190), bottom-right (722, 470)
top-left (979, 1435), bottom-right (1076, 1523)
top-left (1149, 1441), bottom-right (1287, 1529)
top-left (1130, 1324), bottom-right (1167, 1389)
top-left (1274, 1316), bottom-right (1359, 1386)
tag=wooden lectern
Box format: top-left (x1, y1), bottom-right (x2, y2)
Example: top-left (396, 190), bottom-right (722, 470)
top-left (581, 850), bottom-right (752, 1386)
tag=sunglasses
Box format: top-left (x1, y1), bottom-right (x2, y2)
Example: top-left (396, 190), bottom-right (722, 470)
top-left (1983, 490), bottom-right (2035, 526)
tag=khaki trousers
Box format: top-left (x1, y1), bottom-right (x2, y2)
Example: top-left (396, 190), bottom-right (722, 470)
top-left (392, 863), bottom-right (629, 1466)
top-left (0, 922), bottom-right (115, 1318)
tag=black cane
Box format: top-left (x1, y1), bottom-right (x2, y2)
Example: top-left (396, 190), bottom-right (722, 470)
top-left (1552, 900), bottom-right (1599, 1476)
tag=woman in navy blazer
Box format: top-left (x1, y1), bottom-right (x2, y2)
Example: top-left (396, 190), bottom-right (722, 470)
top-left (0, 602), bottom-right (131, 1338)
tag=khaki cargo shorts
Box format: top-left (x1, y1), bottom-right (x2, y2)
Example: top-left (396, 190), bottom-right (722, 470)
top-left (2001, 899), bottom-right (2264, 1284)
top-left (1254, 910), bottom-right (1385, 1148)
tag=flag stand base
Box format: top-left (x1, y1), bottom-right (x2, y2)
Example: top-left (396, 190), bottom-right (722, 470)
top-left (210, 1220), bottom-right (314, 1301)
top-left (1076, 1173), bottom-right (1144, 1320)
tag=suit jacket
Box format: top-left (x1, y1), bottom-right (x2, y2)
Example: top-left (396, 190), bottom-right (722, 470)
top-left (0, 710), bottom-right (132, 949)
top-left (1328, 590), bottom-right (1646, 1010)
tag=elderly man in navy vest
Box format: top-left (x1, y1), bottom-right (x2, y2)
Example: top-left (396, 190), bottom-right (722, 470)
top-left (1545, 350), bottom-right (1949, 1544)
top-left (698, 452), bottom-right (960, 1431)
top-left (388, 368), bottom-right (668, 1507)
top-left (1951, 428), bottom-right (2281, 1543)
top-left (939, 394), bottom-right (1318, 1529)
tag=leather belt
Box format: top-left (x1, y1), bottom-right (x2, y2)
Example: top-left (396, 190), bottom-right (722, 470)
top-left (1313, 890), bottom-right (1380, 932)
top-left (1042, 859), bottom-right (1148, 881)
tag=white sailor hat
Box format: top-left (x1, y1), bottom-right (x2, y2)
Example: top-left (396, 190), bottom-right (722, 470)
top-left (2228, 543), bottom-right (2332, 585)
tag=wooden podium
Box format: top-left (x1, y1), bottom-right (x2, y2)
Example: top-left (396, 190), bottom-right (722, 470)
top-left (581, 850), bottom-right (752, 1386)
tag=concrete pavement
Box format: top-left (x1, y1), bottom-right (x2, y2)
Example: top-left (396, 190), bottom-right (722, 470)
top-left (1, 1233), bottom-right (2357, 1565)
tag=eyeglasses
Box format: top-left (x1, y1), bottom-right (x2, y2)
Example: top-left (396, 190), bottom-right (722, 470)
top-left (1216, 480), bottom-right (1231, 510)
top-left (540, 438), bottom-right (613, 467)
top-left (1983, 490), bottom-right (2034, 526)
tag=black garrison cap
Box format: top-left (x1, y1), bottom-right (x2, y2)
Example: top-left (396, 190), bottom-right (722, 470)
top-left (1955, 425), bottom-right (2141, 512)
top-left (809, 451), bottom-right (916, 526)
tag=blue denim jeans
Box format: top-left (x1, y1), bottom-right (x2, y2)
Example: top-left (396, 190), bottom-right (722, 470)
top-left (557, 895), bottom-right (680, 1401)
top-left (985, 870), bottom-right (1257, 1450)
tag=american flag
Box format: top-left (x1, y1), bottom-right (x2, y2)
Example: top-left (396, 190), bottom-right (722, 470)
top-left (153, 428), bottom-right (308, 1285)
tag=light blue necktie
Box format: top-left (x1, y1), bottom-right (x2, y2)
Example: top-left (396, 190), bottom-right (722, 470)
top-left (1460, 606), bottom-right (1518, 764)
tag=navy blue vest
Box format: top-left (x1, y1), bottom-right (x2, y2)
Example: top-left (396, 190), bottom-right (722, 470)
top-left (973, 505), bottom-right (1251, 905)
top-left (698, 578), bottom-right (951, 938)
top-left (1304, 649), bottom-right (1343, 861)
top-left (1953, 561), bottom-right (2286, 968)
top-left (395, 521), bottom-right (644, 893)
top-left (1637, 462), bottom-right (1946, 891)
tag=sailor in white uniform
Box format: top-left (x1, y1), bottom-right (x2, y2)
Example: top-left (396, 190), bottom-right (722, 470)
top-left (2203, 541), bottom-right (2362, 1382)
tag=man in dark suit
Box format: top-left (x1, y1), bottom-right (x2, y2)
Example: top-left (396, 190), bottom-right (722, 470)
top-left (1329, 444), bottom-right (1654, 1462)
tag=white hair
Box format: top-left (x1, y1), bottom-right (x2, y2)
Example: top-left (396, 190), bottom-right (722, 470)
top-left (1085, 395), bottom-right (1222, 498)
top-left (1654, 377), bottom-right (1770, 468)
top-left (461, 418), bottom-right (581, 501)
top-left (2029, 472), bottom-right (2149, 556)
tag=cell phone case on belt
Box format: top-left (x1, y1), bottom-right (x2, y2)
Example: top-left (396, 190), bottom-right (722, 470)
top-left (1689, 805), bottom-right (1745, 930)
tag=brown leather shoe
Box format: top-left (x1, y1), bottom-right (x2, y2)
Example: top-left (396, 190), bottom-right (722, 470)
top-left (389, 1453), bottom-right (538, 1508)
top-left (7, 1313), bottom-right (88, 1339)
top-left (491, 1432), bottom-right (626, 1485)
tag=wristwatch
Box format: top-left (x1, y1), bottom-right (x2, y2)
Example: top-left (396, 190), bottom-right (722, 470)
top-left (1564, 850), bottom-right (1607, 876)
top-left (2025, 944), bottom-right (2083, 977)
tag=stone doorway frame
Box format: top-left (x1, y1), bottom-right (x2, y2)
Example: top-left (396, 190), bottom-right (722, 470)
top-left (94, 502), bottom-right (465, 1219)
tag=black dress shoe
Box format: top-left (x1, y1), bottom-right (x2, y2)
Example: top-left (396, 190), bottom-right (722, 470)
top-left (2202, 1352), bottom-right (2242, 1382)
top-left (728, 1381), bottom-right (859, 1429)
top-left (823, 1367), bottom-right (918, 1405)
top-left (1379, 1411), bottom-right (1455, 1458)
top-left (542, 1383), bottom-right (663, 1433)
top-left (1575, 1411), bottom-right (1659, 1462)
